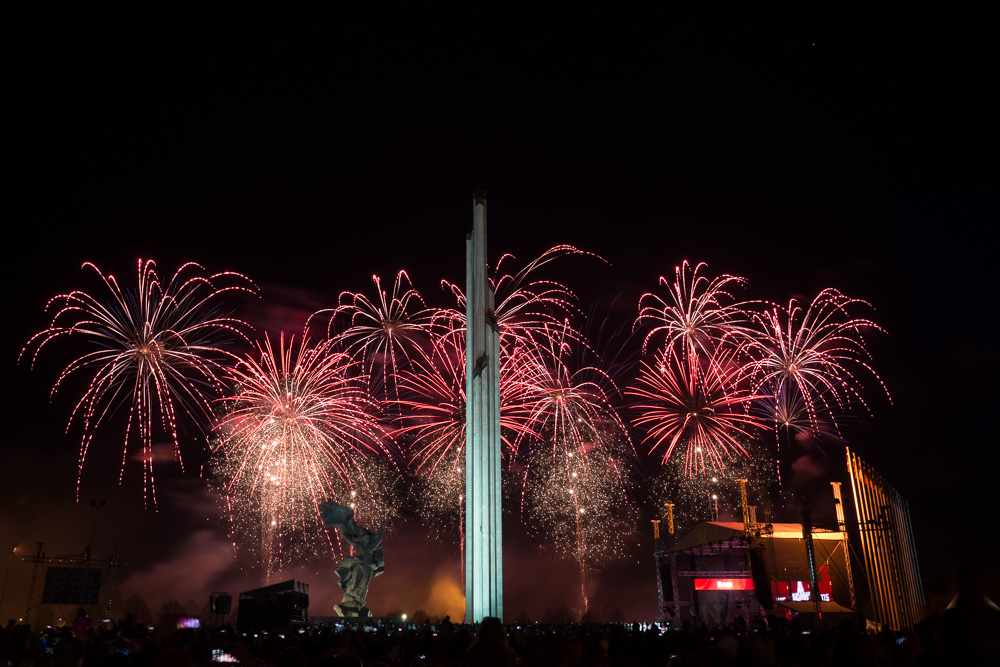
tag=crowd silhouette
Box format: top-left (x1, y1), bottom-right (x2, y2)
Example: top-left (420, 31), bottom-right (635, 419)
top-left (2, 605), bottom-right (997, 667)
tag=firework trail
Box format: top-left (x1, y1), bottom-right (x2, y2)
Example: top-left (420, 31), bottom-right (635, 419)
top-left (306, 270), bottom-right (430, 400)
top-left (211, 333), bottom-right (393, 582)
top-left (627, 341), bottom-right (770, 476)
top-left (20, 259), bottom-right (256, 507)
top-left (635, 260), bottom-right (751, 359)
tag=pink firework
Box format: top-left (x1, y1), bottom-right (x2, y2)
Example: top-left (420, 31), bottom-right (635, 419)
top-left (306, 270), bottom-right (430, 398)
top-left (212, 333), bottom-right (391, 580)
top-left (392, 332), bottom-right (467, 479)
top-left (391, 326), bottom-right (538, 575)
top-left (399, 245), bottom-right (602, 474)
top-left (754, 381), bottom-right (842, 443)
top-left (510, 321), bottom-right (633, 462)
top-left (393, 329), bottom-right (538, 477)
top-left (20, 259), bottom-right (256, 506)
top-left (741, 288), bottom-right (891, 437)
top-left (635, 260), bottom-right (750, 358)
top-left (511, 323), bottom-right (636, 611)
top-left (439, 245), bottom-right (599, 351)
top-left (627, 342), bottom-right (769, 476)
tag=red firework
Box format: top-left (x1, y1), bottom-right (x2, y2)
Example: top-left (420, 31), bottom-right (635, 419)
top-left (510, 321), bottom-right (633, 462)
top-left (627, 342), bottom-right (769, 476)
top-left (214, 333), bottom-right (388, 492)
top-left (635, 260), bottom-right (750, 358)
top-left (439, 245), bottom-right (599, 351)
top-left (392, 328), bottom-right (538, 477)
top-left (396, 245), bottom-right (604, 474)
top-left (741, 288), bottom-right (891, 437)
top-left (306, 270), bottom-right (430, 398)
top-left (510, 322), bottom-right (636, 611)
top-left (20, 259), bottom-right (256, 506)
top-left (212, 333), bottom-right (392, 579)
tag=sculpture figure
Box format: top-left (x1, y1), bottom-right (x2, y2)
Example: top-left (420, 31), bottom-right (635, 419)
top-left (320, 501), bottom-right (385, 617)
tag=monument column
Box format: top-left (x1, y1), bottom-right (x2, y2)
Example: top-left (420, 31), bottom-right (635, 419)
top-left (465, 189), bottom-right (503, 623)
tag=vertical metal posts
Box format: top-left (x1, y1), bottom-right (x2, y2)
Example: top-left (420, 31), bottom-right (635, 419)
top-left (830, 482), bottom-right (856, 610)
top-left (846, 447), bottom-right (925, 630)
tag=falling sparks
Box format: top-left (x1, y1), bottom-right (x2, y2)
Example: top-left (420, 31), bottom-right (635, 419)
top-left (210, 333), bottom-right (394, 581)
top-left (519, 443), bottom-right (638, 611)
top-left (507, 321), bottom-right (637, 611)
top-left (648, 439), bottom-right (778, 533)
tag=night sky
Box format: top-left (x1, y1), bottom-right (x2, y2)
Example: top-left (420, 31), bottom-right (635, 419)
top-left (3, 6), bottom-right (996, 622)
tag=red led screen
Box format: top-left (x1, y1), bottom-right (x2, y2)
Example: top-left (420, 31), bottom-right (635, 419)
top-left (694, 578), bottom-right (755, 591)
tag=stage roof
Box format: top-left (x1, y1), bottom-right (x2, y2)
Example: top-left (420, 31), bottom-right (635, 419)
top-left (672, 522), bottom-right (843, 552)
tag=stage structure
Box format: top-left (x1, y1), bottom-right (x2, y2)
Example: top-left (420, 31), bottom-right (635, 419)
top-left (209, 592), bottom-right (232, 626)
top-left (22, 542), bottom-right (121, 622)
top-left (653, 520), bottom-right (854, 627)
top-left (653, 481), bottom-right (858, 628)
top-left (237, 579), bottom-right (309, 632)
top-left (652, 453), bottom-right (925, 630)
top-left (846, 447), bottom-right (924, 631)
top-left (464, 189), bottom-right (503, 623)
top-left (652, 503), bottom-right (688, 624)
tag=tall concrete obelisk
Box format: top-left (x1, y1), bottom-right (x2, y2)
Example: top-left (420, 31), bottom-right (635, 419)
top-left (465, 189), bottom-right (503, 623)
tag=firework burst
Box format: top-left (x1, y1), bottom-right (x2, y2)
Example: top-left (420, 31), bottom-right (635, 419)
top-left (20, 259), bottom-right (255, 506)
top-left (390, 325), bottom-right (540, 573)
top-left (407, 245), bottom-right (604, 472)
top-left (393, 329), bottom-right (539, 476)
top-left (751, 380), bottom-right (847, 451)
top-left (627, 342), bottom-right (769, 475)
top-left (504, 321), bottom-right (637, 611)
top-left (211, 333), bottom-right (392, 581)
top-left (307, 270), bottom-right (430, 399)
top-left (635, 260), bottom-right (750, 358)
top-left (393, 332), bottom-right (468, 478)
top-left (741, 288), bottom-right (890, 438)
top-left (510, 321), bottom-right (634, 465)
top-left (439, 245), bottom-right (599, 351)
